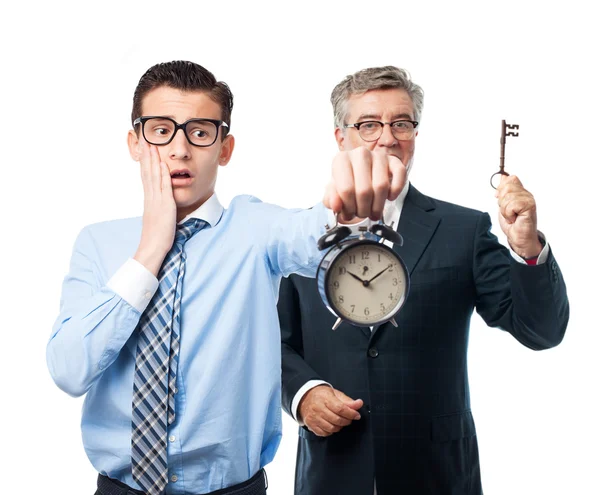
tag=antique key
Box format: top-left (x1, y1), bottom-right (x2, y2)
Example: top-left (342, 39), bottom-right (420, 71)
top-left (490, 120), bottom-right (519, 189)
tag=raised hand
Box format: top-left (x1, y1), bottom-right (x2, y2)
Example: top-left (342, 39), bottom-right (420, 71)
top-left (133, 140), bottom-right (177, 276)
top-left (495, 175), bottom-right (543, 259)
top-left (298, 385), bottom-right (363, 437)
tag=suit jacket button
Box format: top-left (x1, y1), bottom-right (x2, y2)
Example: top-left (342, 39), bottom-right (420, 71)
top-left (368, 347), bottom-right (379, 358)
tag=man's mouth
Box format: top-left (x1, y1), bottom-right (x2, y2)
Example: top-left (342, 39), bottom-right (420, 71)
top-left (170, 169), bottom-right (193, 186)
top-left (170, 170), bottom-right (192, 179)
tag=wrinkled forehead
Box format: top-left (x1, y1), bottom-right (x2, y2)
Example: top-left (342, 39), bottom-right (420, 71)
top-left (345, 88), bottom-right (415, 122)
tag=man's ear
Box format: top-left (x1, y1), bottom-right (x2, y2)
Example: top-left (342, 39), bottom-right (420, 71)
top-left (334, 127), bottom-right (346, 151)
top-left (127, 129), bottom-right (141, 161)
top-left (218, 134), bottom-right (235, 166)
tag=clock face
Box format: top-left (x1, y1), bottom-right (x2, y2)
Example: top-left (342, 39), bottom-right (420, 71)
top-left (325, 242), bottom-right (408, 325)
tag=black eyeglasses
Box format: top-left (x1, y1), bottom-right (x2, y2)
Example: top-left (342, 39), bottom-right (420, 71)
top-left (133, 116), bottom-right (229, 147)
top-left (343, 120), bottom-right (419, 142)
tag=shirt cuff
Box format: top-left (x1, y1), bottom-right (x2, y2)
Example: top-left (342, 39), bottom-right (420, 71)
top-left (291, 380), bottom-right (332, 422)
top-left (509, 231), bottom-right (549, 266)
top-left (106, 258), bottom-right (159, 313)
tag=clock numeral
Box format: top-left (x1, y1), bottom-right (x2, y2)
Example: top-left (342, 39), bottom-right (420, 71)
top-left (378, 254), bottom-right (381, 262)
top-left (388, 293), bottom-right (394, 300)
top-left (388, 265), bottom-right (394, 271)
top-left (351, 305), bottom-right (355, 313)
top-left (364, 307), bottom-right (370, 316)
top-left (380, 303), bottom-right (386, 312)
top-left (333, 281), bottom-right (339, 289)
top-left (338, 295), bottom-right (344, 303)
top-left (348, 255), bottom-right (356, 264)
top-left (339, 267), bottom-right (347, 275)
top-left (392, 278), bottom-right (398, 286)
top-left (361, 251), bottom-right (370, 260)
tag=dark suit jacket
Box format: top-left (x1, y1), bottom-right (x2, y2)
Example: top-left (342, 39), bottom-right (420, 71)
top-left (278, 184), bottom-right (569, 495)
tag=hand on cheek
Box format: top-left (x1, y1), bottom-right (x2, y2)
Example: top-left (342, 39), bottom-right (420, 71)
top-left (133, 141), bottom-right (177, 276)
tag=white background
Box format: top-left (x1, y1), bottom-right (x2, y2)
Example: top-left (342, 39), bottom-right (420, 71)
top-left (1, 1), bottom-right (598, 494)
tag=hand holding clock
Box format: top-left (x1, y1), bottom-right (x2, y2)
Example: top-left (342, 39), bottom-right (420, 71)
top-left (323, 147), bottom-right (407, 222)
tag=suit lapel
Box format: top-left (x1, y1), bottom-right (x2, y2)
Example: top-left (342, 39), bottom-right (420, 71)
top-left (369, 184), bottom-right (440, 342)
top-left (394, 185), bottom-right (440, 275)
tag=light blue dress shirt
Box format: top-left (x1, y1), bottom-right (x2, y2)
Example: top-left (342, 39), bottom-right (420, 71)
top-left (47, 194), bottom-right (329, 494)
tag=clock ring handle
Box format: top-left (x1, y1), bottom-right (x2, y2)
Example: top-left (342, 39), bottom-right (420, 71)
top-left (318, 212), bottom-right (352, 250)
top-left (369, 223), bottom-right (403, 246)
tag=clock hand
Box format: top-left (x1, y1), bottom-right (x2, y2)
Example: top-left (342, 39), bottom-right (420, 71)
top-left (346, 271), bottom-right (366, 283)
top-left (367, 264), bottom-right (393, 283)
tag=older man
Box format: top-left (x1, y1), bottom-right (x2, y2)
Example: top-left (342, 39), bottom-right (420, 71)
top-left (278, 66), bottom-right (569, 495)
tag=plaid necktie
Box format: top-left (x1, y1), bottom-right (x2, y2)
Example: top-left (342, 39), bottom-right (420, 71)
top-left (132, 218), bottom-right (207, 495)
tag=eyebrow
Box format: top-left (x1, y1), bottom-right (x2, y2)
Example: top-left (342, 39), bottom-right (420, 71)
top-left (356, 112), bottom-right (414, 121)
top-left (146, 115), bottom-right (211, 122)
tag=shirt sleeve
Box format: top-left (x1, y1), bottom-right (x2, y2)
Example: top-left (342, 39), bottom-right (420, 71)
top-left (46, 227), bottom-right (146, 398)
top-left (264, 202), bottom-right (330, 278)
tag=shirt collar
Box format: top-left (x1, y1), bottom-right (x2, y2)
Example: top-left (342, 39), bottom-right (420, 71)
top-left (383, 180), bottom-right (410, 224)
top-left (177, 193), bottom-right (224, 227)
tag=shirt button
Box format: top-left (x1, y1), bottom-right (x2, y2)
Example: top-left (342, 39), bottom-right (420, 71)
top-left (174, 387), bottom-right (178, 394)
top-left (368, 347), bottom-right (379, 358)
top-left (144, 291), bottom-right (152, 300)
top-left (171, 474), bottom-right (178, 482)
top-left (169, 435), bottom-right (176, 442)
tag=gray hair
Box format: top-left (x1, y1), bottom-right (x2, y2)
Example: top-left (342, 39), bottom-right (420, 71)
top-left (330, 66), bottom-right (424, 128)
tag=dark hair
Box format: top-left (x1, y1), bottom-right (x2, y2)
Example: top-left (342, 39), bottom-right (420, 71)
top-left (131, 60), bottom-right (233, 136)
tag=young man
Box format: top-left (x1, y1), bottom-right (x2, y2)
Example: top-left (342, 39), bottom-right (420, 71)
top-left (278, 66), bottom-right (569, 494)
top-left (47, 61), bottom-right (405, 495)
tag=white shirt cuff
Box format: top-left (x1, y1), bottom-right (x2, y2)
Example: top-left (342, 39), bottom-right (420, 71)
top-left (107, 258), bottom-right (159, 313)
top-left (291, 380), bottom-right (332, 422)
top-left (509, 231), bottom-right (549, 265)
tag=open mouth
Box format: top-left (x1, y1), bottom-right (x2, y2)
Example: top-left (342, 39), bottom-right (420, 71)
top-left (171, 171), bottom-right (191, 179)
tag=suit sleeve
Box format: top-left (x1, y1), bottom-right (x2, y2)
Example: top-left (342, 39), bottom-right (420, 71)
top-left (278, 275), bottom-right (325, 417)
top-left (473, 213), bottom-right (569, 350)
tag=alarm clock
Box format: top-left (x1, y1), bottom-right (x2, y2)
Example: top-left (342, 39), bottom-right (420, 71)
top-left (316, 219), bottom-right (410, 330)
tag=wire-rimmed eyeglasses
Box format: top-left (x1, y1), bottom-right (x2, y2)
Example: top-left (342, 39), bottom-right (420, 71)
top-left (343, 120), bottom-right (419, 142)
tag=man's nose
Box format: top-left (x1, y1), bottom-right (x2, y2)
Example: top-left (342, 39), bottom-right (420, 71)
top-left (168, 128), bottom-right (192, 160)
top-left (377, 123), bottom-right (398, 147)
